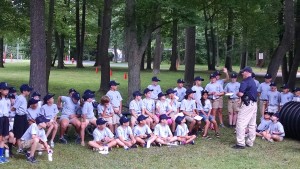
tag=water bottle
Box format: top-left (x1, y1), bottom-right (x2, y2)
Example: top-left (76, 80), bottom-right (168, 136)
top-left (48, 150), bottom-right (53, 161)
top-left (5, 149), bottom-right (9, 158)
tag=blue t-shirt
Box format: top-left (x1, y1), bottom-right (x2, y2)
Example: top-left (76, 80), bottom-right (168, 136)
top-left (239, 77), bottom-right (258, 102)
top-left (280, 92), bottom-right (293, 106)
top-left (224, 82), bottom-right (240, 99)
top-left (257, 82), bottom-right (271, 100)
top-left (266, 91), bottom-right (280, 106)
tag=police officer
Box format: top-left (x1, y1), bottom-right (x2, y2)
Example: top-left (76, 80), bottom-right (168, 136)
top-left (232, 66), bottom-right (258, 149)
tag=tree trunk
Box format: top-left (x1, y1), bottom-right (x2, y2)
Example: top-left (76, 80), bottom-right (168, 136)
top-left (99, 0), bottom-right (113, 92)
top-left (140, 52), bottom-right (145, 70)
top-left (204, 25), bottom-right (213, 70)
top-left (184, 26), bottom-right (196, 88)
top-left (57, 34), bottom-right (65, 69)
top-left (240, 27), bottom-right (248, 69)
top-left (75, 0), bottom-right (81, 66)
top-left (77, 0), bottom-right (85, 68)
top-left (0, 37), bottom-right (4, 68)
top-left (282, 53), bottom-right (289, 84)
top-left (153, 28), bottom-right (162, 75)
top-left (267, 0), bottom-right (295, 80)
top-left (94, 7), bottom-right (102, 66)
top-left (225, 9), bottom-right (233, 71)
top-left (30, 0), bottom-right (47, 96)
top-left (146, 39), bottom-right (152, 70)
top-left (210, 25), bottom-right (217, 70)
top-left (45, 0), bottom-right (55, 91)
top-left (287, 0), bottom-right (300, 89)
top-left (114, 44), bottom-right (118, 63)
top-left (169, 18), bottom-right (178, 71)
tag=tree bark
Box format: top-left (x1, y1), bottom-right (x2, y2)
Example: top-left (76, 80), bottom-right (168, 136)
top-left (99, 0), bottom-right (113, 92)
top-left (29, 0), bottom-right (47, 96)
top-left (282, 53), bottom-right (289, 84)
top-left (146, 38), bottom-right (152, 70)
top-left (169, 18), bottom-right (178, 71)
top-left (57, 34), bottom-right (65, 69)
top-left (0, 37), bottom-right (4, 68)
top-left (225, 9), bottom-right (233, 71)
top-left (94, 7), bottom-right (102, 66)
top-left (75, 0), bottom-right (81, 66)
top-left (184, 26), bottom-right (196, 88)
top-left (210, 25), bottom-right (217, 70)
top-left (77, 0), bottom-right (86, 68)
top-left (267, 0), bottom-right (295, 80)
top-left (140, 52), bottom-right (145, 70)
top-left (153, 28), bottom-right (162, 75)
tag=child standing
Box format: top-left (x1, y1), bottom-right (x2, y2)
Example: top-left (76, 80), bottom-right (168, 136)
top-left (97, 96), bottom-right (115, 133)
top-left (133, 115), bottom-right (157, 148)
top-left (7, 93), bottom-right (16, 157)
top-left (224, 72), bottom-right (240, 127)
top-left (0, 82), bottom-right (10, 163)
top-left (174, 79), bottom-right (187, 102)
top-left (175, 116), bottom-right (196, 145)
top-left (13, 84), bottom-right (32, 154)
top-left (191, 76), bottom-right (204, 107)
top-left (266, 82), bottom-right (280, 113)
top-left (258, 74), bottom-right (272, 116)
top-left (20, 115), bottom-right (52, 163)
top-left (198, 90), bottom-right (219, 138)
top-left (154, 114), bottom-right (179, 146)
top-left (88, 118), bottom-right (121, 155)
top-left (262, 113), bottom-right (285, 142)
top-left (279, 84), bottom-right (293, 108)
top-left (40, 94), bottom-right (59, 148)
top-left (292, 87), bottom-right (300, 102)
top-left (106, 80), bottom-right (123, 129)
top-left (80, 92), bottom-right (97, 146)
top-left (147, 76), bottom-right (162, 100)
top-left (116, 116), bottom-right (136, 150)
top-left (142, 88), bottom-right (158, 130)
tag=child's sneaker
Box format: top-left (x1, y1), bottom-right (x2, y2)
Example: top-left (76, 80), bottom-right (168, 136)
top-left (17, 149), bottom-right (26, 155)
top-left (190, 140), bottom-right (195, 145)
top-left (124, 146), bottom-right (130, 150)
top-left (59, 137), bottom-right (68, 144)
top-left (146, 141), bottom-right (151, 148)
top-left (0, 156), bottom-right (9, 163)
top-left (98, 149), bottom-right (109, 155)
top-left (50, 141), bottom-right (55, 148)
top-left (27, 156), bottom-right (38, 164)
top-left (268, 139), bottom-right (274, 143)
top-left (131, 144), bottom-right (138, 148)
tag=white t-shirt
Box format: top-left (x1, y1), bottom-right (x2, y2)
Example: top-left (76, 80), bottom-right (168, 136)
top-left (175, 123), bottom-right (189, 136)
top-left (93, 127), bottom-right (114, 141)
top-left (154, 124), bottom-right (172, 138)
top-left (174, 87), bottom-right (187, 102)
top-left (82, 102), bottom-right (95, 119)
top-left (180, 99), bottom-right (196, 113)
top-left (0, 97), bottom-right (10, 117)
top-left (147, 84), bottom-right (162, 100)
top-left (21, 123), bottom-right (47, 142)
top-left (106, 90), bottom-right (123, 108)
top-left (156, 100), bottom-right (171, 115)
top-left (27, 107), bottom-right (41, 120)
top-left (133, 124), bottom-right (152, 136)
top-left (116, 126), bottom-right (133, 141)
top-left (192, 85), bottom-right (203, 103)
top-left (40, 104), bottom-right (59, 120)
top-left (166, 98), bottom-right (180, 113)
top-left (257, 117), bottom-right (272, 131)
top-left (268, 122), bottom-right (285, 137)
top-left (13, 95), bottom-right (27, 115)
top-left (143, 98), bottom-right (155, 113)
top-left (97, 104), bottom-right (114, 116)
top-left (61, 96), bottom-right (80, 116)
top-left (129, 100), bottom-right (145, 116)
top-left (197, 99), bottom-right (212, 112)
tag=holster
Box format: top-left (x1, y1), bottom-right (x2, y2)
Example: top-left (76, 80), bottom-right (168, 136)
top-left (241, 95), bottom-right (250, 106)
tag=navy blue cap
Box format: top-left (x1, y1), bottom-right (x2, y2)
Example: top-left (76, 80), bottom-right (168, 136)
top-left (20, 84), bottom-right (33, 92)
top-left (109, 80), bottom-right (120, 86)
top-left (166, 88), bottom-right (177, 95)
top-left (43, 93), bottom-right (55, 102)
top-left (158, 92), bottom-right (166, 98)
top-left (209, 73), bottom-right (216, 79)
top-left (8, 93), bottom-right (15, 99)
top-left (281, 84), bottom-right (289, 89)
top-left (264, 73), bottom-right (272, 79)
top-left (137, 115), bottom-right (148, 122)
top-left (251, 72), bottom-right (256, 78)
top-left (270, 82), bottom-right (277, 87)
top-left (28, 98), bottom-right (39, 106)
top-left (72, 92), bottom-right (80, 100)
top-left (69, 88), bottom-right (77, 94)
top-left (175, 116), bottom-right (185, 124)
top-left (214, 70), bottom-right (222, 76)
top-left (194, 76), bottom-right (204, 81)
top-left (186, 89), bottom-right (196, 95)
top-left (231, 73), bottom-right (237, 78)
top-left (133, 91), bottom-right (143, 97)
top-left (159, 114), bottom-right (170, 120)
top-left (272, 113), bottom-right (280, 118)
top-left (240, 66), bottom-right (253, 73)
top-left (119, 116), bottom-right (130, 125)
top-left (177, 79), bottom-right (185, 83)
top-left (9, 87), bottom-right (17, 93)
top-left (294, 87), bottom-right (300, 92)
top-left (0, 82), bottom-right (9, 90)
top-left (152, 76), bottom-right (160, 82)
top-left (36, 115), bottom-right (50, 124)
top-left (84, 89), bottom-right (95, 95)
top-left (143, 88), bottom-right (153, 94)
top-left (31, 91), bottom-right (41, 98)
top-left (82, 93), bottom-right (95, 100)
top-left (201, 90), bottom-right (209, 95)
top-left (96, 118), bottom-right (108, 125)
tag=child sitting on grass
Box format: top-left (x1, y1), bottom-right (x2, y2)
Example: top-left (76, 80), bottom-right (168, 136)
top-left (262, 113), bottom-right (285, 142)
top-left (256, 111), bottom-right (272, 137)
top-left (154, 114), bottom-right (179, 147)
top-left (175, 116), bottom-right (196, 145)
top-left (133, 115), bottom-right (157, 148)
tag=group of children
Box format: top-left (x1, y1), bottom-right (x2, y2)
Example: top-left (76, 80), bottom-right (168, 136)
top-left (0, 69), bottom-right (298, 164)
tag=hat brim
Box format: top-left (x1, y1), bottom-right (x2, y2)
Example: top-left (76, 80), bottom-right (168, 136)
top-left (97, 121), bottom-right (107, 125)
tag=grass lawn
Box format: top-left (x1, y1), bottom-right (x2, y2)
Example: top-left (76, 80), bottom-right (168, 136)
top-left (1, 61), bottom-right (300, 169)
